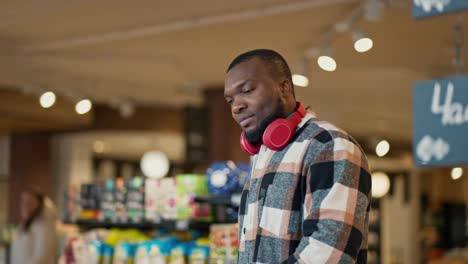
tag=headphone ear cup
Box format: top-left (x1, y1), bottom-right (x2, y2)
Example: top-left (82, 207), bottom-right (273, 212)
top-left (240, 132), bottom-right (261, 155)
top-left (239, 102), bottom-right (306, 154)
top-left (262, 119), bottom-right (295, 151)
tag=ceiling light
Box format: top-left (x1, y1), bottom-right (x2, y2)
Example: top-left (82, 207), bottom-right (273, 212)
top-left (376, 140), bottom-right (390, 157)
top-left (292, 58), bottom-right (309, 87)
top-left (317, 49), bottom-right (337, 72)
top-left (371, 171), bottom-right (390, 198)
top-left (353, 31), bottom-right (373, 53)
top-left (292, 74), bottom-right (309, 87)
top-left (354, 37), bottom-right (373, 53)
top-left (316, 47), bottom-right (337, 72)
top-left (451, 167), bottom-right (463, 180)
top-left (75, 99), bottom-right (92, 115)
top-left (317, 56), bottom-right (337, 72)
top-left (94, 141), bottom-right (105, 153)
top-left (119, 101), bottom-right (135, 119)
top-left (39, 91), bottom-right (56, 108)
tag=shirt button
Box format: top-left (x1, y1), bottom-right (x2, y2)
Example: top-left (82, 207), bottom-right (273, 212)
top-left (243, 228), bottom-right (246, 234)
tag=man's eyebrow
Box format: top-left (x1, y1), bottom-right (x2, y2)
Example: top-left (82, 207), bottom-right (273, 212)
top-left (225, 79), bottom-right (252, 98)
top-left (231, 79), bottom-right (252, 91)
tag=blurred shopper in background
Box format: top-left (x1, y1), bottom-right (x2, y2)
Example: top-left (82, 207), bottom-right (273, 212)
top-left (10, 189), bottom-right (58, 264)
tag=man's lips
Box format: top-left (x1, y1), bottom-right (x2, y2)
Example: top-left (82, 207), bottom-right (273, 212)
top-left (239, 115), bottom-right (254, 128)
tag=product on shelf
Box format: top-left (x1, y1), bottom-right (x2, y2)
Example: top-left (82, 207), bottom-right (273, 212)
top-left (169, 242), bottom-right (195, 264)
top-left (63, 237), bottom-right (81, 264)
top-left (161, 178), bottom-right (178, 220)
top-left (134, 236), bottom-right (180, 264)
top-left (169, 238), bottom-right (210, 264)
top-left (114, 178), bottom-right (128, 223)
top-left (169, 230), bottom-right (202, 243)
top-left (154, 236), bottom-right (180, 263)
top-left (61, 226), bottom-right (226, 264)
top-left (135, 241), bottom-right (151, 264)
top-left (176, 174), bottom-right (212, 221)
top-left (80, 183), bottom-right (102, 220)
top-left (209, 224), bottom-right (238, 263)
top-left (102, 244), bottom-right (114, 264)
top-left (206, 161), bottom-right (251, 196)
top-left (86, 240), bottom-right (115, 264)
top-left (188, 239), bottom-right (210, 264)
top-left (64, 185), bottom-right (80, 222)
top-left (63, 164), bottom-right (247, 264)
top-left (64, 237), bottom-right (103, 264)
top-left (145, 178), bottom-right (177, 222)
top-left (126, 177), bottom-right (145, 223)
top-left (74, 163), bottom-right (249, 225)
top-left (206, 162), bottom-right (240, 196)
top-left (89, 240), bottom-right (104, 264)
top-left (101, 179), bottom-right (116, 222)
top-left (145, 178), bottom-right (160, 223)
top-left (104, 229), bottom-right (150, 247)
top-left (113, 242), bottom-right (137, 264)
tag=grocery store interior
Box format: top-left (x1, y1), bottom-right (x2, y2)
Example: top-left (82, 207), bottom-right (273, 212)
top-left (1, 0), bottom-right (468, 263)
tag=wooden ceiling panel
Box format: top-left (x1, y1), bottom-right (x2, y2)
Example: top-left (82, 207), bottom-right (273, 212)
top-left (0, 0), bottom-right (464, 141)
top-left (0, 88), bottom-right (92, 132)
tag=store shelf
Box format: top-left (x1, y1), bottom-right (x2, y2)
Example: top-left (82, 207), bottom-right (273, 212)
top-left (194, 193), bottom-right (242, 207)
top-left (67, 219), bottom-right (235, 232)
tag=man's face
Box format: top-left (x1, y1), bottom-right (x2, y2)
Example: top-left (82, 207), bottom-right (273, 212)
top-left (224, 58), bottom-right (285, 145)
top-left (20, 192), bottom-right (40, 221)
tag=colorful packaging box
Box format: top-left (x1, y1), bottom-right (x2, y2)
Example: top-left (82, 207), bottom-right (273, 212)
top-left (144, 178), bottom-right (158, 223)
top-left (101, 179), bottom-right (116, 222)
top-left (88, 240), bottom-right (103, 264)
top-left (102, 244), bottom-right (114, 264)
top-left (188, 245), bottom-right (209, 264)
top-left (135, 237), bottom-right (179, 264)
top-left (176, 174), bottom-right (211, 221)
top-left (126, 177), bottom-right (145, 223)
top-left (209, 224), bottom-right (238, 263)
top-left (145, 178), bottom-right (177, 222)
top-left (79, 183), bottom-right (102, 220)
top-left (114, 242), bottom-right (137, 264)
top-left (169, 242), bottom-right (195, 264)
top-left (114, 178), bottom-right (128, 223)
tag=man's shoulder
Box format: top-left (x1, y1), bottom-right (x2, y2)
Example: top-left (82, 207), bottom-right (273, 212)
top-left (300, 117), bottom-right (354, 145)
top-left (299, 117), bottom-right (369, 169)
top-left (300, 116), bottom-right (366, 154)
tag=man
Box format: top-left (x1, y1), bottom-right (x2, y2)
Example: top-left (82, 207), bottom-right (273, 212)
top-left (224, 49), bottom-right (371, 263)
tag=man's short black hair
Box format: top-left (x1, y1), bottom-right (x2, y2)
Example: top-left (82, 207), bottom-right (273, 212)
top-left (227, 49), bottom-right (294, 96)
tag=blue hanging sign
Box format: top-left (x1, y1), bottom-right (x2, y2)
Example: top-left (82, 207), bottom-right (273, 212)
top-left (413, 0), bottom-right (468, 19)
top-left (413, 75), bottom-right (468, 166)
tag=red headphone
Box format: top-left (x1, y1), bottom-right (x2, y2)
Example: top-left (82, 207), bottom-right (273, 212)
top-left (240, 102), bottom-right (306, 155)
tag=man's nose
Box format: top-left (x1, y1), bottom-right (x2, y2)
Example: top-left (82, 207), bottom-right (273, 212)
top-left (232, 100), bottom-right (246, 114)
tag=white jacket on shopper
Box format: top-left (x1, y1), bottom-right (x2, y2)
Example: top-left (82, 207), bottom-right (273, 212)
top-left (10, 198), bottom-right (58, 264)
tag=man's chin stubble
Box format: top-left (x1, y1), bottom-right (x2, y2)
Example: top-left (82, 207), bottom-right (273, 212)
top-left (243, 100), bottom-right (285, 146)
top-left (245, 126), bottom-right (262, 146)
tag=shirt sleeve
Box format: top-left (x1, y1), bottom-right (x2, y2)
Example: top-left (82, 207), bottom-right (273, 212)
top-left (291, 135), bottom-right (372, 264)
top-left (31, 216), bottom-right (57, 264)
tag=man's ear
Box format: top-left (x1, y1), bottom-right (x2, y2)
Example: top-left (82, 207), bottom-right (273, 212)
top-left (280, 79), bottom-right (294, 96)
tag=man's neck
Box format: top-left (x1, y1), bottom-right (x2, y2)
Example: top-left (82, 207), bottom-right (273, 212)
top-left (283, 101), bottom-right (298, 118)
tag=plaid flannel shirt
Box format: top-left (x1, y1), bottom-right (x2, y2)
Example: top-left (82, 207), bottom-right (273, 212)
top-left (238, 109), bottom-right (372, 263)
